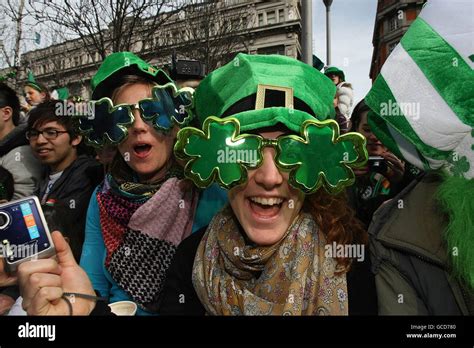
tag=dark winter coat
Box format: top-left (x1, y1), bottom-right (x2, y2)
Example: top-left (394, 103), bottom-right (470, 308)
top-left (369, 173), bottom-right (474, 315)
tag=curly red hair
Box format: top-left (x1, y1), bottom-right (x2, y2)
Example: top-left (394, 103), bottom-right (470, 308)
top-left (305, 188), bottom-right (367, 274)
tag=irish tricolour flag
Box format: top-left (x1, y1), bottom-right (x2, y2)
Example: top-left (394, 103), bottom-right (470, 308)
top-left (366, 0), bottom-right (474, 179)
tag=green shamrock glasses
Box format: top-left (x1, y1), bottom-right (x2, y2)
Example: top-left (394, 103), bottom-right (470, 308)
top-left (174, 116), bottom-right (368, 194)
top-left (79, 83), bottom-right (193, 147)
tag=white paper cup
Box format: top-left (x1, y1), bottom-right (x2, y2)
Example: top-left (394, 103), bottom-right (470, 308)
top-left (108, 301), bottom-right (137, 316)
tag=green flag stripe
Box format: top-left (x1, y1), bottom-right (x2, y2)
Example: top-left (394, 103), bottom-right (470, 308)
top-left (367, 110), bottom-right (404, 160)
top-left (368, 109), bottom-right (431, 171)
top-left (365, 74), bottom-right (450, 161)
top-left (401, 18), bottom-right (474, 127)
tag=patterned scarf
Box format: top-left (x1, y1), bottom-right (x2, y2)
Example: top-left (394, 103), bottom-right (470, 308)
top-left (97, 156), bottom-right (198, 311)
top-left (192, 207), bottom-right (349, 315)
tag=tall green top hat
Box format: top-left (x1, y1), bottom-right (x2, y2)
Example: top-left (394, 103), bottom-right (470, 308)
top-left (194, 53), bottom-right (336, 133)
top-left (91, 52), bottom-right (173, 100)
top-left (324, 66), bottom-right (345, 82)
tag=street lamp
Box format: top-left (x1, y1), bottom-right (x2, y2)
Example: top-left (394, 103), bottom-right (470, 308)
top-left (323, 0), bottom-right (333, 66)
top-left (301, 0), bottom-right (313, 64)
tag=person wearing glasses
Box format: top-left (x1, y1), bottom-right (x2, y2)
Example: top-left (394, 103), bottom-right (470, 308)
top-left (26, 101), bottom-right (101, 262)
top-left (5, 52), bottom-right (226, 316)
top-left (12, 54), bottom-right (376, 316)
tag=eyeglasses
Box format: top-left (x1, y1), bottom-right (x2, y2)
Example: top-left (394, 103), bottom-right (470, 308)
top-left (175, 116), bottom-right (368, 194)
top-left (26, 128), bottom-right (69, 140)
top-left (79, 83), bottom-right (193, 147)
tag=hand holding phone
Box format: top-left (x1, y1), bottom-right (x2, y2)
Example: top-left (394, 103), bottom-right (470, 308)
top-left (18, 231), bottom-right (97, 316)
top-left (0, 196), bottom-right (56, 273)
top-left (380, 151), bottom-right (405, 184)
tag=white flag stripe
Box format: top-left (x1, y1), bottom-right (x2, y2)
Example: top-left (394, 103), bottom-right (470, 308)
top-left (387, 123), bottom-right (427, 170)
top-left (381, 45), bottom-right (471, 152)
top-left (419, 0), bottom-right (474, 69)
top-left (456, 131), bottom-right (474, 178)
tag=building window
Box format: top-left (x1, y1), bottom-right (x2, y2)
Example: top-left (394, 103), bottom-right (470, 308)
top-left (278, 9), bottom-right (284, 22)
top-left (74, 56), bottom-right (80, 66)
top-left (257, 45), bottom-right (285, 56)
top-left (267, 10), bottom-right (276, 24)
top-left (389, 16), bottom-right (399, 31)
top-left (231, 18), bottom-right (240, 30)
top-left (388, 41), bottom-right (398, 54)
top-left (258, 13), bottom-right (264, 26)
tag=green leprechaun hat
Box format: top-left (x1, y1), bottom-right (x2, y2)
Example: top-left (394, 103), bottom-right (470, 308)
top-left (91, 52), bottom-right (174, 100)
top-left (25, 70), bottom-right (43, 92)
top-left (324, 66), bottom-right (345, 82)
top-left (194, 53), bottom-right (336, 134)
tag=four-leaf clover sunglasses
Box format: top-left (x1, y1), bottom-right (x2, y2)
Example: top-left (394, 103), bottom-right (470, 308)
top-left (175, 116), bottom-right (368, 194)
top-left (79, 83), bottom-right (193, 147)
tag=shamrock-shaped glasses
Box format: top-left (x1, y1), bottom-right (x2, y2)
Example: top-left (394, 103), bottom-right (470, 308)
top-left (175, 116), bottom-right (368, 194)
top-left (79, 83), bottom-right (193, 147)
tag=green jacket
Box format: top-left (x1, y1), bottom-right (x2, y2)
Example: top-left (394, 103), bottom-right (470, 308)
top-left (369, 174), bottom-right (474, 315)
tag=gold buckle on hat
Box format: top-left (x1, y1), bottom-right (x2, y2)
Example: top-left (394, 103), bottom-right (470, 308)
top-left (255, 84), bottom-right (294, 110)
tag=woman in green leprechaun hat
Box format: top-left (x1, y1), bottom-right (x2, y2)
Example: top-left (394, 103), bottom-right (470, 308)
top-left (7, 53), bottom-right (377, 316)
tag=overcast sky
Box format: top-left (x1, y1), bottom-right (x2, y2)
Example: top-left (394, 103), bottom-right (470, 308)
top-left (312, 0), bottom-right (378, 105)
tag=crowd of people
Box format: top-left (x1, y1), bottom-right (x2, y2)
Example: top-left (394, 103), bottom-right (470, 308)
top-left (0, 0), bottom-right (472, 317)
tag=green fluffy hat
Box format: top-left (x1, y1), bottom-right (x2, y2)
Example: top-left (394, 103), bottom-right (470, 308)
top-left (91, 52), bottom-right (173, 100)
top-left (194, 53), bottom-right (336, 133)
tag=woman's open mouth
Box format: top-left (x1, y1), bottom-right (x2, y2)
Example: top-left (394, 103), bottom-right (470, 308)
top-left (247, 196), bottom-right (284, 219)
top-left (133, 143), bottom-right (152, 159)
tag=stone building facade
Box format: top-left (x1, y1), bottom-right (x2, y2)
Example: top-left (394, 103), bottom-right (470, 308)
top-left (4, 0), bottom-right (302, 99)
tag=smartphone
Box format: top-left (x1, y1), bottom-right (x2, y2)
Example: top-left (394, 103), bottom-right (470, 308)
top-left (368, 156), bottom-right (388, 175)
top-left (0, 196), bottom-right (55, 273)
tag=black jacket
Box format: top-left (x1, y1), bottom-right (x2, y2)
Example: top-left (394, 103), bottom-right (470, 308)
top-left (37, 154), bottom-right (103, 261)
top-left (155, 227), bottom-right (378, 315)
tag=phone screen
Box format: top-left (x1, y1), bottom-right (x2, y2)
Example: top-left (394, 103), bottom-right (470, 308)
top-left (0, 198), bottom-right (51, 263)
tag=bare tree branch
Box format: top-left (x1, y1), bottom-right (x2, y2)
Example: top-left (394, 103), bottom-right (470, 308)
top-left (170, 0), bottom-right (253, 72)
top-left (28, 0), bottom-right (187, 61)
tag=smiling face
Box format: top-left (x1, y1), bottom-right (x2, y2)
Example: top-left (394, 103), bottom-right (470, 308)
top-left (228, 129), bottom-right (305, 246)
top-left (114, 83), bottom-right (176, 183)
top-left (29, 120), bottom-right (81, 173)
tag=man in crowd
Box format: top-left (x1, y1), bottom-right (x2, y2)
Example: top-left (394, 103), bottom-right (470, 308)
top-left (0, 82), bottom-right (43, 314)
top-left (0, 82), bottom-right (42, 200)
top-left (27, 100), bottom-right (102, 262)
